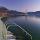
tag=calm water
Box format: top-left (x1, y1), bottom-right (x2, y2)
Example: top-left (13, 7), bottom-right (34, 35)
top-left (6, 16), bottom-right (40, 40)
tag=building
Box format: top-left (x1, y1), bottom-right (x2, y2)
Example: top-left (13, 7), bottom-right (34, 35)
top-left (0, 10), bottom-right (8, 17)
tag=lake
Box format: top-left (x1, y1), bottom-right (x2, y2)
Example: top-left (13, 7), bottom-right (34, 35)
top-left (5, 16), bottom-right (40, 40)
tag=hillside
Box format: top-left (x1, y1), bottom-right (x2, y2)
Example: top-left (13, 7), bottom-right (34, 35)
top-left (27, 11), bottom-right (40, 17)
top-left (0, 7), bottom-right (25, 17)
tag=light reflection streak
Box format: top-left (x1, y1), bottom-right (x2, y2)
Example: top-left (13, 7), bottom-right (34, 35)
top-left (27, 16), bottom-right (40, 24)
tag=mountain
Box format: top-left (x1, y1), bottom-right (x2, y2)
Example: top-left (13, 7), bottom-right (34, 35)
top-left (0, 7), bottom-right (8, 10)
top-left (8, 10), bottom-right (25, 17)
top-left (27, 11), bottom-right (40, 17)
top-left (0, 7), bottom-right (25, 17)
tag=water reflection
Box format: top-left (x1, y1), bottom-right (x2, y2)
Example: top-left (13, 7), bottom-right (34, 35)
top-left (26, 16), bottom-right (40, 40)
top-left (6, 16), bottom-right (40, 40)
top-left (26, 16), bottom-right (40, 24)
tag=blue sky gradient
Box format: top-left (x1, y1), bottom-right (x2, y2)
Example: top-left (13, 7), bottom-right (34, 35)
top-left (0, 0), bottom-right (40, 12)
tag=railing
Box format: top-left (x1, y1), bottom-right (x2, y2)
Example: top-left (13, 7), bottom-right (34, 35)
top-left (5, 23), bottom-right (32, 40)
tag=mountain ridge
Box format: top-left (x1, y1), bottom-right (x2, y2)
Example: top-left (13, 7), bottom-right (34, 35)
top-left (27, 11), bottom-right (40, 17)
top-left (0, 7), bottom-right (25, 17)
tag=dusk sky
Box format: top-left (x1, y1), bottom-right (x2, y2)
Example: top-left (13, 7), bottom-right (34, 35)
top-left (0, 0), bottom-right (40, 12)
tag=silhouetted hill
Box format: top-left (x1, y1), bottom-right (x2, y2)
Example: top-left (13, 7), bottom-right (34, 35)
top-left (27, 11), bottom-right (40, 17)
top-left (8, 10), bottom-right (25, 17)
top-left (0, 6), bottom-right (25, 17)
top-left (0, 7), bottom-right (8, 10)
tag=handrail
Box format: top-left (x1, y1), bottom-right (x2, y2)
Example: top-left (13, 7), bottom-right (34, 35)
top-left (5, 23), bottom-right (32, 40)
top-left (14, 23), bottom-right (32, 40)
